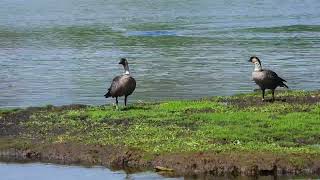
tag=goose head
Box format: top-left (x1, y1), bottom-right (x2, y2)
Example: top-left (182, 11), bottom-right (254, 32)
top-left (119, 58), bottom-right (128, 66)
top-left (248, 56), bottom-right (261, 65)
top-left (249, 56), bottom-right (262, 71)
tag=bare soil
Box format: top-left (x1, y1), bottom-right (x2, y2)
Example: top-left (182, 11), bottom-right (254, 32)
top-left (220, 93), bottom-right (320, 108)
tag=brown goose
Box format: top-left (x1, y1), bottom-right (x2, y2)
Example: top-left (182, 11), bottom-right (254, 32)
top-left (104, 58), bottom-right (136, 107)
top-left (248, 56), bottom-right (288, 101)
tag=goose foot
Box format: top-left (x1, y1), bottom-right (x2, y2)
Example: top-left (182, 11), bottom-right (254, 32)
top-left (112, 103), bottom-right (119, 110)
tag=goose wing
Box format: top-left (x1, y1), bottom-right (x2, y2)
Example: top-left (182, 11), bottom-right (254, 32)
top-left (264, 69), bottom-right (286, 82)
top-left (125, 76), bottom-right (136, 95)
top-left (104, 75), bottom-right (122, 98)
top-left (263, 69), bottom-right (288, 88)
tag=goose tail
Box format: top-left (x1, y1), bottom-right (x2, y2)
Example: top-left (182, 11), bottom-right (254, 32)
top-left (280, 82), bottom-right (289, 89)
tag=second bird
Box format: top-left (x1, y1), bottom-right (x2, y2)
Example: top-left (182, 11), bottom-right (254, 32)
top-left (248, 56), bottom-right (288, 101)
top-left (104, 58), bottom-right (136, 107)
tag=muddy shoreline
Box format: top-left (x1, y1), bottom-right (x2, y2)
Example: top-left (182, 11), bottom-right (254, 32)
top-left (0, 91), bottom-right (320, 177)
top-left (1, 141), bottom-right (320, 177)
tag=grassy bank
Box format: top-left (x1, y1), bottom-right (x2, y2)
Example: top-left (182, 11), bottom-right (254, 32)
top-left (0, 90), bottom-right (320, 175)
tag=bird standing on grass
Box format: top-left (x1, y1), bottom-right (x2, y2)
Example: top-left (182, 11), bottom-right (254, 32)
top-left (248, 56), bottom-right (288, 101)
top-left (104, 58), bottom-right (136, 108)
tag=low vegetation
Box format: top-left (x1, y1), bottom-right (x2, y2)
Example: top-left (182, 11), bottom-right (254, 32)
top-left (1, 90), bottom-right (319, 154)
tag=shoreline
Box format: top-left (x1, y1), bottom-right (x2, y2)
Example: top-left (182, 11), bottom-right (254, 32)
top-left (0, 90), bottom-right (319, 176)
top-left (0, 141), bottom-right (320, 176)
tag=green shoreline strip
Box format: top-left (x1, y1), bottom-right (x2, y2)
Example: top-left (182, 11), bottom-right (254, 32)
top-left (0, 90), bottom-right (319, 155)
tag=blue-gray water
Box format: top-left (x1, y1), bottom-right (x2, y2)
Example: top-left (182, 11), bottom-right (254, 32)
top-left (0, 163), bottom-right (317, 180)
top-left (0, 163), bottom-right (179, 180)
top-left (1, 0), bottom-right (320, 107)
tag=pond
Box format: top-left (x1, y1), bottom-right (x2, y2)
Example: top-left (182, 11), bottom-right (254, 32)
top-left (0, 162), bottom-right (180, 180)
top-left (0, 162), bottom-right (316, 180)
top-left (0, 0), bottom-right (320, 107)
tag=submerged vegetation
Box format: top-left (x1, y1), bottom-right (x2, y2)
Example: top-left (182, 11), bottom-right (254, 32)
top-left (0, 90), bottom-right (319, 175)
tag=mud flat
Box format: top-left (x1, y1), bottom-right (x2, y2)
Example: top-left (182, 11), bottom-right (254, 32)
top-left (0, 90), bottom-right (319, 177)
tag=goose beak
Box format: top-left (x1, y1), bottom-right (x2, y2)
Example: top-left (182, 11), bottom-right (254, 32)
top-left (248, 60), bottom-right (252, 62)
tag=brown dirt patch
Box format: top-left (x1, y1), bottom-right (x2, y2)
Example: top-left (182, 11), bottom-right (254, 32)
top-left (220, 93), bottom-right (320, 108)
top-left (0, 104), bottom-right (88, 137)
top-left (153, 152), bottom-right (320, 176)
top-left (0, 142), bottom-right (150, 170)
top-left (101, 118), bottom-right (132, 127)
top-left (185, 108), bottom-right (217, 114)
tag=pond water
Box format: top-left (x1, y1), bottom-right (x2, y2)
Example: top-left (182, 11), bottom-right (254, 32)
top-left (0, 162), bottom-right (317, 180)
top-left (0, 163), bottom-right (180, 180)
top-left (0, 0), bottom-right (320, 107)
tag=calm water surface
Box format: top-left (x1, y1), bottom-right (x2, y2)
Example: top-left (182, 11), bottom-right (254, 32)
top-left (0, 163), bottom-right (317, 180)
top-left (0, 0), bottom-right (320, 107)
top-left (0, 163), bottom-right (179, 180)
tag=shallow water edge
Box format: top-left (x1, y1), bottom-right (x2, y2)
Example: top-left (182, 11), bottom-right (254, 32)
top-left (0, 142), bottom-right (320, 179)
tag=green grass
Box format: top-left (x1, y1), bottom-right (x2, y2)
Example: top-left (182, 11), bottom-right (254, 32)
top-left (1, 90), bottom-right (320, 156)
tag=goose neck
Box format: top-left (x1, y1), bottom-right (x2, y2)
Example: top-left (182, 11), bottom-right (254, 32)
top-left (254, 62), bottom-right (262, 71)
top-left (123, 64), bottom-right (130, 75)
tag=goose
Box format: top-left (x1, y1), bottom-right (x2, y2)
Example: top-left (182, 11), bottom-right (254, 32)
top-left (248, 56), bottom-right (288, 101)
top-left (104, 58), bottom-right (136, 107)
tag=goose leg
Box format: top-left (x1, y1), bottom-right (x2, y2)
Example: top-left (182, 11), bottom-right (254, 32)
top-left (115, 97), bottom-right (119, 110)
top-left (262, 89), bottom-right (265, 101)
top-left (271, 89), bottom-right (275, 102)
top-left (124, 96), bottom-right (128, 106)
